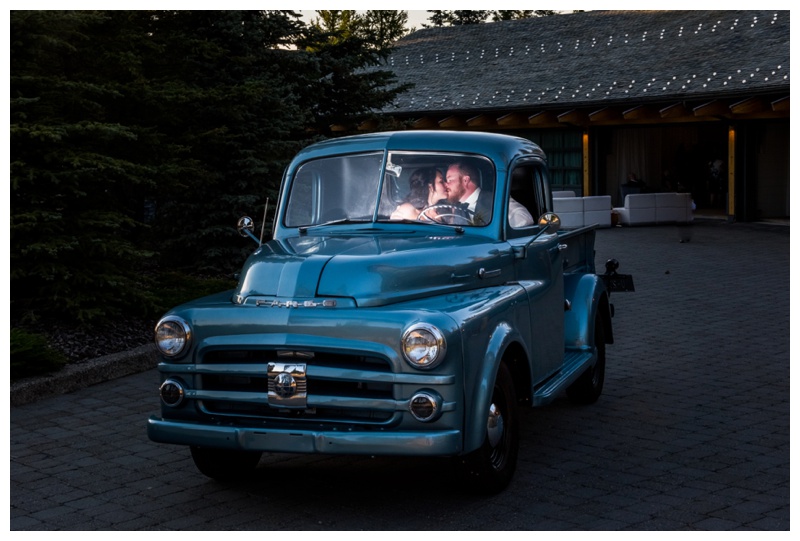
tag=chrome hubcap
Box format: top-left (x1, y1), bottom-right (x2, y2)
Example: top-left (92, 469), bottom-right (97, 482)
top-left (486, 402), bottom-right (504, 448)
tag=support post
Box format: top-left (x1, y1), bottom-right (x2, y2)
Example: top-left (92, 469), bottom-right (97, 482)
top-left (727, 126), bottom-right (736, 221)
top-left (582, 130), bottom-right (590, 196)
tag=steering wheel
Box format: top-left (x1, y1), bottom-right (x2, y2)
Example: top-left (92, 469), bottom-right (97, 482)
top-left (417, 203), bottom-right (474, 225)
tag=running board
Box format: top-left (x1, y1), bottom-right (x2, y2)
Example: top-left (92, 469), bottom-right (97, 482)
top-left (532, 350), bottom-right (594, 406)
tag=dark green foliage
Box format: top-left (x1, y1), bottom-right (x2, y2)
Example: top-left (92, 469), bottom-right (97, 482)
top-left (425, 10), bottom-right (558, 26)
top-left (360, 11), bottom-right (410, 48)
top-left (492, 10), bottom-right (557, 21)
top-left (10, 329), bottom-right (68, 380)
top-left (10, 9), bottom-right (409, 327)
top-left (310, 10), bottom-right (409, 50)
top-left (300, 11), bottom-right (413, 132)
top-left (150, 272), bottom-right (238, 315)
top-left (11, 11), bottom-right (159, 322)
top-left (426, 10), bottom-right (492, 26)
top-left (137, 11), bottom-right (315, 273)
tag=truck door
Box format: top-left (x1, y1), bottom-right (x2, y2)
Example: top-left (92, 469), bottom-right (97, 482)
top-left (506, 163), bottom-right (565, 385)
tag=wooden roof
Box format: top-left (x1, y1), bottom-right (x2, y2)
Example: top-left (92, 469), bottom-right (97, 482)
top-left (367, 10), bottom-right (789, 130)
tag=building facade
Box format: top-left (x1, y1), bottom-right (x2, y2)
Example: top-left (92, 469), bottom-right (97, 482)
top-left (364, 10), bottom-right (789, 221)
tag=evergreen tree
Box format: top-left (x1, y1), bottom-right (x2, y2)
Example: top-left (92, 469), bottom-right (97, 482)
top-left (309, 9), bottom-right (410, 47)
top-left (10, 10), bottom-right (157, 322)
top-left (359, 11), bottom-right (410, 50)
top-left (309, 9), bottom-right (360, 41)
top-left (301, 10), bottom-right (412, 132)
top-left (137, 10), bottom-right (316, 273)
top-left (147, 9), bottom-right (407, 267)
top-left (10, 9), bottom-right (411, 324)
top-left (426, 10), bottom-right (492, 26)
top-left (492, 10), bottom-right (557, 21)
top-left (426, 10), bottom-right (558, 26)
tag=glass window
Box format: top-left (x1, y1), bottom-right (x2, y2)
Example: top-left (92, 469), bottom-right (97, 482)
top-left (284, 151), bottom-right (496, 228)
top-left (511, 130), bottom-right (583, 195)
top-left (508, 165), bottom-right (539, 229)
top-left (380, 153), bottom-right (495, 226)
top-left (284, 152), bottom-right (384, 227)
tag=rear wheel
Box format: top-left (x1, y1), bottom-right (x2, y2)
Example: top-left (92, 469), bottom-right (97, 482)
top-left (190, 446), bottom-right (262, 481)
top-left (459, 362), bottom-right (519, 494)
top-left (567, 315), bottom-right (606, 404)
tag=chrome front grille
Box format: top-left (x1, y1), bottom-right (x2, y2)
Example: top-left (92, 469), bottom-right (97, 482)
top-left (196, 349), bottom-right (397, 424)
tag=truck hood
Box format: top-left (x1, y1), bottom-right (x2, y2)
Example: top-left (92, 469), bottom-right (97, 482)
top-left (233, 233), bottom-right (513, 307)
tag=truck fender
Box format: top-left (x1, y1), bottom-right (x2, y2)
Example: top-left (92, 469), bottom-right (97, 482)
top-left (462, 320), bottom-right (526, 454)
top-left (563, 274), bottom-right (613, 349)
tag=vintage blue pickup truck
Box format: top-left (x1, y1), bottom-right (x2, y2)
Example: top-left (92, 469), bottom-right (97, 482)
top-left (147, 130), bottom-right (632, 493)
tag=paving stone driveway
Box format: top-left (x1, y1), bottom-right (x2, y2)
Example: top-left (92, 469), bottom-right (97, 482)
top-left (10, 220), bottom-right (789, 530)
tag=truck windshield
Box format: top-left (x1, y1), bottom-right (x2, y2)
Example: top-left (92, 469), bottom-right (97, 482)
top-left (283, 151), bottom-right (494, 228)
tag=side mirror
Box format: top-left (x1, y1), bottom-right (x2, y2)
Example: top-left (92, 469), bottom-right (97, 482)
top-left (537, 212), bottom-right (561, 235)
top-left (514, 212), bottom-right (562, 259)
top-left (237, 216), bottom-right (260, 245)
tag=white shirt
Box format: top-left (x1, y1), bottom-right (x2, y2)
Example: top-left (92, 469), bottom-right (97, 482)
top-left (463, 188), bottom-right (481, 212)
top-left (508, 198), bottom-right (534, 228)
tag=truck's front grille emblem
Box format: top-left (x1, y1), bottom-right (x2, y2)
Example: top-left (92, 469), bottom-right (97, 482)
top-left (274, 373), bottom-right (296, 398)
top-left (268, 362), bottom-right (307, 408)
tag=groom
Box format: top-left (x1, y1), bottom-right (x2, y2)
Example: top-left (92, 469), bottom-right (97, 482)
top-left (444, 161), bottom-right (492, 224)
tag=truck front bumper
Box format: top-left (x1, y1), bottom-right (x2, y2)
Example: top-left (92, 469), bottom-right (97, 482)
top-left (148, 416), bottom-right (463, 456)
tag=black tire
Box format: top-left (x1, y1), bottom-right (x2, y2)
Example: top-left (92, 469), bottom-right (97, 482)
top-left (566, 315), bottom-right (606, 404)
top-left (190, 446), bottom-right (262, 481)
top-left (460, 362), bottom-right (519, 494)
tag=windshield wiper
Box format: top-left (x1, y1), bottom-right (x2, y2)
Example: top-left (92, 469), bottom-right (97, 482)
top-left (380, 219), bottom-right (465, 234)
top-left (299, 218), bottom-right (370, 235)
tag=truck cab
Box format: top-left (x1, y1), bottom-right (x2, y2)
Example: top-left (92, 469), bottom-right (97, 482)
top-left (147, 131), bottom-right (631, 493)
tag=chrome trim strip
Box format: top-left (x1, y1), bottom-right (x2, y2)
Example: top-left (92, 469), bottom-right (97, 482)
top-left (157, 362), bottom-right (456, 385)
top-left (186, 388), bottom-right (456, 413)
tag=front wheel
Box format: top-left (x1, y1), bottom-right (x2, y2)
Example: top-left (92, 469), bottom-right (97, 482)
top-left (459, 362), bottom-right (519, 494)
top-left (190, 446), bottom-right (262, 481)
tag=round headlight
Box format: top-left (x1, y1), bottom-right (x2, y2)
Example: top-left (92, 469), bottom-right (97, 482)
top-left (401, 323), bottom-right (446, 369)
top-left (155, 316), bottom-right (191, 357)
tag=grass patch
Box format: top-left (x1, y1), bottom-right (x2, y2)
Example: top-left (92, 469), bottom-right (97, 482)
top-left (11, 329), bottom-right (68, 380)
